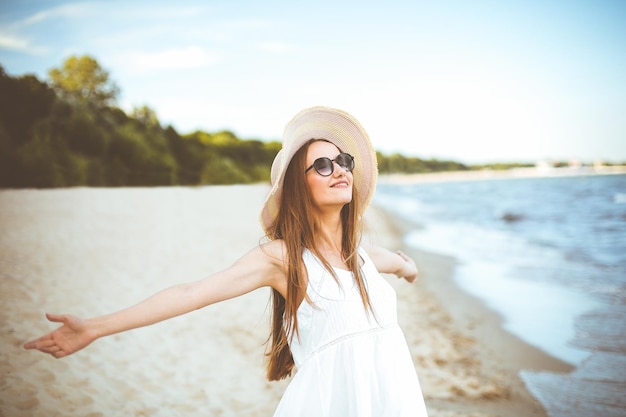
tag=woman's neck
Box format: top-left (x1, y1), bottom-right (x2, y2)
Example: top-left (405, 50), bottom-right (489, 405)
top-left (314, 211), bottom-right (344, 258)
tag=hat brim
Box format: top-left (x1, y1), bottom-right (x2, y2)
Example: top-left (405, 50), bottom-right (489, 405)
top-left (260, 106), bottom-right (378, 234)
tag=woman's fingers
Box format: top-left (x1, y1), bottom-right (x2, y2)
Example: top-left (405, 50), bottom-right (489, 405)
top-left (24, 335), bottom-right (63, 356)
top-left (24, 313), bottom-right (65, 351)
top-left (53, 350), bottom-right (67, 359)
top-left (36, 338), bottom-right (55, 351)
top-left (24, 334), bottom-right (50, 350)
top-left (46, 313), bottom-right (66, 323)
top-left (39, 338), bottom-right (56, 348)
top-left (396, 250), bottom-right (419, 283)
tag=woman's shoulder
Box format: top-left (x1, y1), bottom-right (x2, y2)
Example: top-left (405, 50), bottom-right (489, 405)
top-left (258, 238), bottom-right (288, 266)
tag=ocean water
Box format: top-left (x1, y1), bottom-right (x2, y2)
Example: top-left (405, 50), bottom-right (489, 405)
top-left (374, 173), bottom-right (626, 417)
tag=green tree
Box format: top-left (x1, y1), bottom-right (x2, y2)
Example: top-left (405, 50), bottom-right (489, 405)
top-left (48, 55), bottom-right (119, 106)
top-left (131, 105), bottom-right (160, 128)
top-left (166, 127), bottom-right (206, 185)
top-left (0, 67), bottom-right (56, 143)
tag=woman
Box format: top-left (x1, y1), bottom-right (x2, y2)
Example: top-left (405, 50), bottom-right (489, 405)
top-left (24, 106), bottom-right (429, 416)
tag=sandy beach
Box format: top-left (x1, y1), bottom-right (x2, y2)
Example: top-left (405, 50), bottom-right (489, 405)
top-left (0, 185), bottom-right (571, 417)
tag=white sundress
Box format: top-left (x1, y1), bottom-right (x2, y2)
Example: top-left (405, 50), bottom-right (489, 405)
top-left (272, 248), bottom-right (429, 417)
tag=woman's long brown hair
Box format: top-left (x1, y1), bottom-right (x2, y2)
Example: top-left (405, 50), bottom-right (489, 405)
top-left (264, 139), bottom-right (373, 381)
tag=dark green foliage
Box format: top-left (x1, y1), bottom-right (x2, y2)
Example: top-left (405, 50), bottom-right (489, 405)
top-left (376, 152), bottom-right (469, 174)
top-left (0, 67), bottom-right (56, 144)
top-left (471, 162), bottom-right (535, 170)
top-left (183, 131), bottom-right (279, 184)
top-left (0, 59), bottom-right (282, 188)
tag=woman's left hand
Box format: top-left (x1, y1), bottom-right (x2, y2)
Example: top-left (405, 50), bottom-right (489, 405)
top-left (396, 250), bottom-right (418, 283)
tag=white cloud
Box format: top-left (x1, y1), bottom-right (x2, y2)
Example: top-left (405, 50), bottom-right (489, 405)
top-left (0, 2), bottom-right (91, 55)
top-left (0, 32), bottom-right (48, 55)
top-left (0, 33), bottom-right (29, 50)
top-left (21, 2), bottom-right (92, 26)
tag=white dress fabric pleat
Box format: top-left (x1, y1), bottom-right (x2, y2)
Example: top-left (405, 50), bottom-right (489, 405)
top-left (272, 248), bottom-right (429, 417)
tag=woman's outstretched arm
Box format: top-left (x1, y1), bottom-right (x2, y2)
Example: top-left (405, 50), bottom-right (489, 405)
top-left (24, 241), bottom-right (286, 358)
top-left (365, 246), bottom-right (419, 283)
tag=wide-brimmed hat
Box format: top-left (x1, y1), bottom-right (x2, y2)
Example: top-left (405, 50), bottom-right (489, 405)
top-left (260, 106), bottom-right (378, 234)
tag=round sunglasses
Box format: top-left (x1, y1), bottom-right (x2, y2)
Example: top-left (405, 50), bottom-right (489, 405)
top-left (305, 152), bottom-right (355, 177)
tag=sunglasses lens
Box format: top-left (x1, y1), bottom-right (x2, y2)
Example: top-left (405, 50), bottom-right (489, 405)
top-left (336, 153), bottom-right (355, 172)
top-left (307, 153), bottom-right (354, 176)
top-left (314, 158), bottom-right (334, 176)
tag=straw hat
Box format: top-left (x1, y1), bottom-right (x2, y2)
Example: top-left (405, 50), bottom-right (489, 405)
top-left (260, 106), bottom-right (378, 234)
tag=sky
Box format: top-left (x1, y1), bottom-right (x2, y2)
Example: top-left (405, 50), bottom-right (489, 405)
top-left (1, 0), bottom-right (625, 164)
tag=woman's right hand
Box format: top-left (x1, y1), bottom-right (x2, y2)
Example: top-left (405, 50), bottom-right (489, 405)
top-left (24, 313), bottom-right (96, 358)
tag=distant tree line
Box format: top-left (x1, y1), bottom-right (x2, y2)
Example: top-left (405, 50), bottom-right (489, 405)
top-left (1, 55), bottom-right (533, 189)
top-left (0, 56), bottom-right (282, 188)
top-left (376, 152), bottom-right (468, 174)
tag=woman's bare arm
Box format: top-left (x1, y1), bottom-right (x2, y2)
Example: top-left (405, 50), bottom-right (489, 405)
top-left (365, 246), bottom-right (418, 283)
top-left (24, 241), bottom-right (286, 358)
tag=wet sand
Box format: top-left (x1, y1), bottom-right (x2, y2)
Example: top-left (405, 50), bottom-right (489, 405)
top-left (0, 185), bottom-right (570, 416)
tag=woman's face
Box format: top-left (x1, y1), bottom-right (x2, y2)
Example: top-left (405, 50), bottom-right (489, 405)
top-left (305, 140), bottom-right (353, 212)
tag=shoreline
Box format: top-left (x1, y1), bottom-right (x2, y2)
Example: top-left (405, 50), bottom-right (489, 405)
top-left (366, 204), bottom-right (574, 416)
top-left (378, 165), bottom-right (626, 184)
